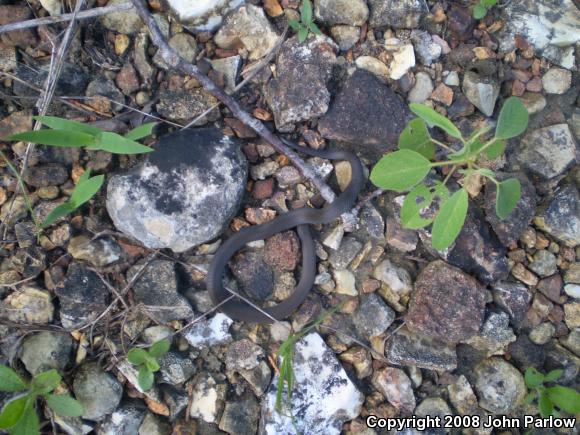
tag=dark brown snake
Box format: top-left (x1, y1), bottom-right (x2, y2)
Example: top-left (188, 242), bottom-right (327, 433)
top-left (207, 141), bottom-right (364, 323)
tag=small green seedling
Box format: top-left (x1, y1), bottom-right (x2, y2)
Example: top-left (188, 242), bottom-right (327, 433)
top-left (524, 367), bottom-right (580, 417)
top-left (473, 0), bottom-right (498, 19)
top-left (7, 116), bottom-right (156, 155)
top-left (41, 169), bottom-right (104, 228)
top-left (370, 97), bottom-right (529, 250)
top-left (127, 339), bottom-right (171, 391)
top-left (288, 0), bottom-right (322, 43)
top-left (275, 304), bottom-right (342, 415)
top-left (0, 366), bottom-right (83, 435)
top-left (3, 116), bottom-right (156, 231)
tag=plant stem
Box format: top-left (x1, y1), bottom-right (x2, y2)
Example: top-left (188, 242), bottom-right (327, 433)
top-left (429, 160), bottom-right (463, 168)
top-left (431, 139), bottom-right (454, 152)
top-left (0, 150), bottom-right (41, 231)
top-left (475, 137), bottom-right (498, 156)
top-left (442, 164), bottom-right (458, 186)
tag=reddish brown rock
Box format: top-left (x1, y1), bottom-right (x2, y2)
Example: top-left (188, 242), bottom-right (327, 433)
top-left (406, 260), bottom-right (485, 344)
top-left (252, 178), bottom-right (275, 200)
top-left (526, 77), bottom-right (543, 92)
top-left (115, 63), bottom-right (140, 95)
top-left (245, 207), bottom-right (276, 225)
top-left (537, 274), bottom-right (564, 304)
top-left (431, 83), bottom-right (454, 106)
top-left (0, 6), bottom-right (38, 48)
top-left (264, 230), bottom-right (301, 272)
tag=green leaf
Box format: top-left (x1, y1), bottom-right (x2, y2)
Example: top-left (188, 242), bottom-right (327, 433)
top-left (473, 3), bottom-right (487, 19)
top-left (298, 26), bottom-right (308, 43)
top-left (309, 21), bottom-right (322, 35)
top-left (138, 367), bottom-right (154, 391)
top-left (87, 132), bottom-right (153, 154)
top-left (124, 122), bottom-right (157, 141)
top-left (45, 395), bottom-right (84, 417)
top-left (41, 202), bottom-right (76, 229)
top-left (546, 386), bottom-right (580, 414)
top-left (144, 357), bottom-right (160, 373)
top-left (482, 0), bottom-right (498, 7)
top-left (401, 184), bottom-right (434, 229)
top-left (31, 370), bottom-right (61, 395)
top-left (127, 348), bottom-right (149, 366)
top-left (539, 390), bottom-right (554, 418)
top-left (544, 369), bottom-right (564, 383)
top-left (431, 188), bottom-right (469, 250)
top-left (148, 339), bottom-right (171, 358)
top-left (524, 368), bottom-right (545, 388)
top-left (33, 116), bottom-right (102, 136)
top-left (0, 396), bottom-right (29, 429)
top-left (300, 0), bottom-right (312, 25)
top-left (10, 401), bottom-right (38, 435)
top-left (485, 139), bottom-right (506, 159)
top-left (78, 168), bottom-right (92, 184)
top-left (495, 178), bottom-right (521, 219)
top-left (0, 366), bottom-right (27, 392)
top-left (524, 391), bottom-right (536, 405)
top-left (275, 358), bottom-right (288, 412)
top-left (288, 19), bottom-right (301, 31)
top-left (398, 119), bottom-right (435, 160)
top-left (495, 97), bottom-right (529, 140)
top-left (7, 130), bottom-right (95, 148)
top-left (409, 104), bottom-right (463, 139)
top-left (69, 174), bottom-right (104, 208)
top-left (370, 150), bottom-right (431, 192)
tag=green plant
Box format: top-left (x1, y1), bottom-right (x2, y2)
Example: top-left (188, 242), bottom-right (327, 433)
top-left (524, 367), bottom-right (580, 417)
top-left (473, 0), bottom-right (498, 19)
top-left (275, 304), bottom-right (342, 415)
top-left (370, 97), bottom-right (529, 250)
top-left (3, 116), bottom-right (156, 230)
top-left (288, 0), bottom-right (322, 43)
top-left (126, 339), bottom-right (171, 391)
top-left (7, 116), bottom-right (156, 154)
top-left (0, 366), bottom-right (83, 435)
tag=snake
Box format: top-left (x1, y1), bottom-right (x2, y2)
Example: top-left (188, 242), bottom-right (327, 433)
top-left (207, 141), bottom-right (364, 323)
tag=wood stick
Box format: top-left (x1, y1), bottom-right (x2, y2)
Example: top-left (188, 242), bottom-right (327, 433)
top-left (129, 0), bottom-right (338, 204)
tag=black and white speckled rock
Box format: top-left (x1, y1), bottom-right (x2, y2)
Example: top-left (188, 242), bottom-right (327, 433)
top-left (55, 263), bottom-right (109, 329)
top-left (73, 362), bottom-right (123, 421)
top-left (183, 313), bottom-right (233, 348)
top-left (352, 293), bottom-right (395, 339)
top-left (97, 402), bottom-right (146, 435)
top-left (368, 0), bottom-right (428, 28)
top-left (535, 185), bottom-right (580, 247)
top-left (473, 358), bottom-right (527, 414)
top-left (106, 129), bottom-right (247, 252)
top-left (516, 124), bottom-right (577, 180)
top-left (260, 333), bottom-right (364, 435)
top-left (265, 35), bottom-right (337, 131)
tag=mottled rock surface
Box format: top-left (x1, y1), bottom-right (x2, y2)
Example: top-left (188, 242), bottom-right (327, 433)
top-left (107, 129), bottom-right (247, 252)
top-left (368, 0), bottom-right (428, 28)
top-left (473, 358), bottom-right (527, 414)
top-left (535, 185), bottom-right (580, 247)
top-left (167, 0), bottom-right (245, 31)
top-left (260, 333), bottom-right (363, 434)
top-left (266, 35), bottom-right (337, 130)
top-left (74, 363), bottom-right (123, 421)
top-left (406, 261), bottom-right (486, 344)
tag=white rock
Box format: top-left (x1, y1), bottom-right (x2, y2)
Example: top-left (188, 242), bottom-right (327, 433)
top-left (371, 367), bottom-right (416, 413)
top-left (462, 71), bottom-right (499, 117)
top-left (410, 30), bottom-right (441, 66)
top-left (408, 71), bottom-right (434, 103)
top-left (565, 284), bottom-right (580, 299)
top-left (444, 71), bottom-right (460, 86)
top-left (385, 39), bottom-right (415, 80)
top-left (183, 313), bottom-right (233, 348)
top-left (332, 269), bottom-right (357, 296)
top-left (355, 56), bottom-right (389, 82)
top-left (39, 0), bottom-right (61, 16)
top-left (214, 4), bottom-right (279, 60)
top-left (519, 92), bottom-right (546, 114)
top-left (372, 259), bottom-right (413, 298)
top-left (167, 0), bottom-right (245, 31)
top-left (190, 374), bottom-right (222, 423)
top-left (542, 68), bottom-right (572, 94)
top-left (260, 333), bottom-right (364, 434)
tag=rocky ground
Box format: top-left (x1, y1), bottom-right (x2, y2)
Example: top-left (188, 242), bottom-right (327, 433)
top-left (0, 0), bottom-right (579, 434)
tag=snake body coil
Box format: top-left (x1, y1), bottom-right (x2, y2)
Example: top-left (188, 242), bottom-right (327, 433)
top-left (207, 143), bottom-right (364, 323)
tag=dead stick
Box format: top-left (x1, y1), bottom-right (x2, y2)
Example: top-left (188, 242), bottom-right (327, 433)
top-left (129, 0), bottom-right (337, 204)
top-left (0, 3), bottom-right (133, 34)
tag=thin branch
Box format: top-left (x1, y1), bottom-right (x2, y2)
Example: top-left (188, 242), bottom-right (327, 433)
top-left (0, 2), bottom-right (134, 34)
top-left (129, 0), bottom-right (337, 205)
